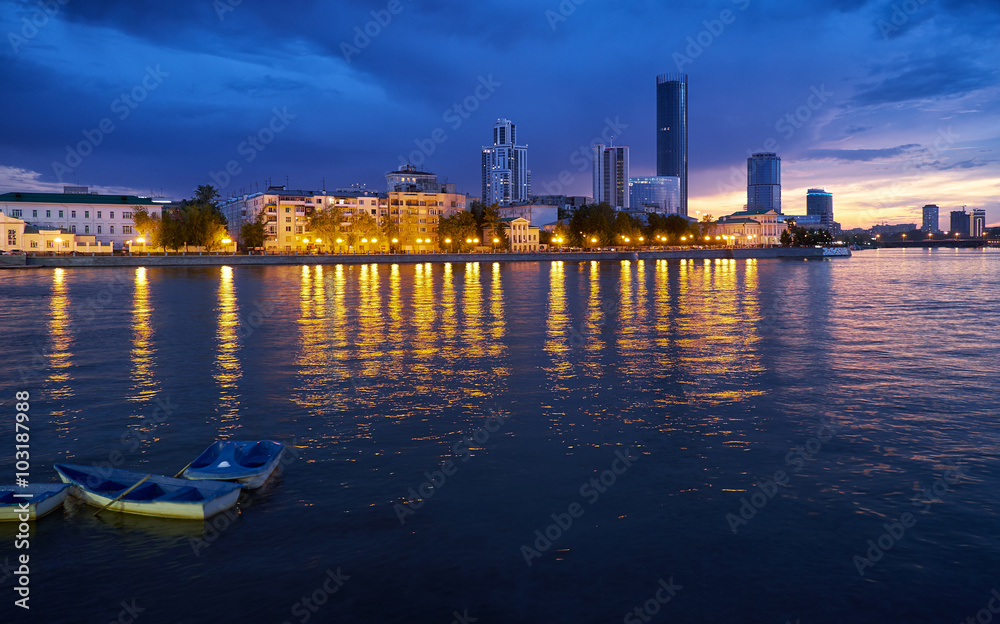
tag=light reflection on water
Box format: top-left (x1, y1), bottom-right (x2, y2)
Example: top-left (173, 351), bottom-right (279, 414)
top-left (2, 250), bottom-right (999, 624)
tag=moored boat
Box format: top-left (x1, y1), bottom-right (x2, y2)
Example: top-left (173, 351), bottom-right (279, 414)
top-left (181, 440), bottom-right (284, 489)
top-left (54, 464), bottom-right (241, 520)
top-left (0, 483), bottom-right (71, 521)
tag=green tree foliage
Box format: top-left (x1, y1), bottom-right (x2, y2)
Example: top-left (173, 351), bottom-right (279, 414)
top-left (788, 226), bottom-right (834, 246)
top-left (240, 212), bottom-right (266, 249)
top-left (438, 211), bottom-right (478, 251)
top-left (780, 230), bottom-right (792, 247)
top-left (308, 206), bottom-right (344, 247)
top-left (480, 203), bottom-right (508, 247)
top-left (347, 211), bottom-right (380, 248)
top-left (131, 207), bottom-right (161, 245)
top-left (568, 202), bottom-right (616, 246)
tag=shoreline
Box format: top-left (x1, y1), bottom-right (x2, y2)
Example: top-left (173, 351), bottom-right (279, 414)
top-left (3, 247), bottom-right (851, 268)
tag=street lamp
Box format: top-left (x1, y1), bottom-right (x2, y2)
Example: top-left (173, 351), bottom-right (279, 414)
top-left (53, 237), bottom-right (62, 255)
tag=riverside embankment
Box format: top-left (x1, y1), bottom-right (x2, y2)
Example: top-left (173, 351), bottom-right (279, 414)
top-left (8, 246), bottom-right (850, 268)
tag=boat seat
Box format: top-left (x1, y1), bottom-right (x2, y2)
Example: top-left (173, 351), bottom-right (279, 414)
top-left (160, 487), bottom-right (206, 502)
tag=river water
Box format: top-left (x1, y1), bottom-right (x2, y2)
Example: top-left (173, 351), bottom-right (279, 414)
top-left (1, 249), bottom-right (999, 623)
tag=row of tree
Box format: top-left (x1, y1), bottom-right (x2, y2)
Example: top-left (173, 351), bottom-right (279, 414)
top-left (553, 203), bottom-right (706, 247)
top-left (780, 226), bottom-right (835, 247)
top-left (133, 185), bottom-right (229, 251)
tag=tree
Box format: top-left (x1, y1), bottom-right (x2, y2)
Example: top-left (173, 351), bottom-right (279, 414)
top-left (347, 211), bottom-right (380, 248)
top-left (780, 230), bottom-right (792, 247)
top-left (131, 206), bottom-right (161, 245)
top-left (194, 185), bottom-right (220, 209)
top-left (568, 202), bottom-right (616, 247)
top-left (240, 212), bottom-right (266, 249)
top-left (438, 211), bottom-right (478, 251)
top-left (309, 206), bottom-right (344, 249)
top-left (480, 203), bottom-right (508, 247)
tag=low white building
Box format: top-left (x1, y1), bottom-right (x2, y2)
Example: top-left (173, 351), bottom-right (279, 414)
top-left (0, 187), bottom-right (166, 250)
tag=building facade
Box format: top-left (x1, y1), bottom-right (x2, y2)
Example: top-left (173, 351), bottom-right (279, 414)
top-left (593, 144), bottom-right (630, 209)
top-left (656, 73), bottom-right (688, 215)
top-left (921, 204), bottom-right (940, 232)
top-left (496, 204), bottom-right (559, 228)
top-left (628, 176), bottom-right (680, 215)
top-left (950, 209), bottom-right (971, 236)
top-left (386, 165), bottom-right (455, 194)
top-left (485, 217), bottom-right (539, 252)
top-left (747, 153), bottom-right (781, 213)
top-left (972, 208), bottom-right (986, 237)
top-left (0, 188), bottom-right (165, 250)
top-left (712, 209), bottom-right (788, 246)
top-left (481, 118), bottom-right (528, 206)
top-left (806, 188), bottom-right (834, 230)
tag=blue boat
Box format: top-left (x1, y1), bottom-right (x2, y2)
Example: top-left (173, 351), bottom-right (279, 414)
top-left (0, 483), bottom-right (71, 521)
top-left (181, 440), bottom-right (285, 489)
top-left (54, 464), bottom-right (242, 520)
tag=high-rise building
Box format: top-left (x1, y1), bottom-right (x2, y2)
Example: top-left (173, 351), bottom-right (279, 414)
top-left (806, 188), bottom-right (833, 230)
top-left (747, 153), bottom-right (781, 213)
top-left (656, 73), bottom-right (688, 216)
top-left (921, 204), bottom-right (940, 232)
top-left (950, 209), bottom-right (970, 236)
top-left (628, 177), bottom-right (680, 215)
top-left (972, 208), bottom-right (986, 237)
top-left (593, 144), bottom-right (630, 209)
top-left (481, 118), bottom-right (528, 206)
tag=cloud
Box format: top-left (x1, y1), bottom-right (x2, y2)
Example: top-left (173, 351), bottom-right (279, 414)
top-left (803, 144), bottom-right (922, 162)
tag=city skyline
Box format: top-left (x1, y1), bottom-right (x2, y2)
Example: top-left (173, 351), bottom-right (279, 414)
top-left (0, 1), bottom-right (998, 229)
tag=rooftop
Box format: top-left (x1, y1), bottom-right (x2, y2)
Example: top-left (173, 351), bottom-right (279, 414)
top-left (0, 192), bottom-right (157, 206)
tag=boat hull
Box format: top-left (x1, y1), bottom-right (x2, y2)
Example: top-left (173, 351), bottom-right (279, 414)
top-left (182, 440), bottom-right (285, 489)
top-left (54, 464), bottom-right (241, 520)
top-left (0, 484), bottom-right (71, 521)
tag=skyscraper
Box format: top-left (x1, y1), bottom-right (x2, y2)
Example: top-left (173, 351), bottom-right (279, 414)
top-left (921, 204), bottom-right (940, 232)
top-left (593, 144), bottom-right (630, 209)
top-left (806, 188), bottom-right (833, 229)
top-left (656, 73), bottom-right (688, 216)
top-left (972, 208), bottom-right (986, 237)
top-left (950, 209), bottom-right (970, 236)
top-left (747, 153), bottom-right (781, 213)
top-left (481, 118), bottom-right (528, 206)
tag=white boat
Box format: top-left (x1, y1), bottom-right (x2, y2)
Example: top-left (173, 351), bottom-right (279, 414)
top-left (181, 440), bottom-right (285, 489)
top-left (0, 483), bottom-right (71, 521)
top-left (54, 464), bottom-right (242, 520)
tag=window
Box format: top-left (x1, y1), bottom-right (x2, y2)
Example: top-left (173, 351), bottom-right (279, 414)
top-left (46, 240), bottom-right (53, 248)
top-left (71, 225), bottom-right (76, 233)
top-left (71, 210), bottom-right (76, 218)
top-left (97, 225), bottom-right (102, 233)
top-left (58, 210), bottom-right (63, 218)
top-left (30, 241), bottom-right (38, 248)
top-left (110, 211), bottom-right (114, 219)
top-left (97, 211), bottom-right (102, 218)
top-left (122, 212), bottom-right (132, 219)
top-left (11, 209), bottom-right (22, 218)
top-left (285, 207), bottom-right (290, 213)
top-left (32, 210), bottom-right (37, 217)
top-left (285, 226), bottom-right (291, 232)
top-left (7, 229), bottom-right (15, 245)
top-left (123, 226), bottom-right (132, 234)
top-left (85, 225), bottom-right (90, 234)
top-left (109, 225), bottom-right (115, 234)
top-left (285, 217), bottom-right (291, 223)
top-left (46, 210), bottom-right (51, 218)
top-left (85, 211), bottom-right (89, 218)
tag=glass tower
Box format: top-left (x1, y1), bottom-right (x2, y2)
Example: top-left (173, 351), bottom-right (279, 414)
top-left (656, 74), bottom-right (688, 216)
top-left (747, 153), bottom-right (781, 213)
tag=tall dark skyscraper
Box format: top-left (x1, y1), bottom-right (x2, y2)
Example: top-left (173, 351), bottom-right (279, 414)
top-left (747, 153), bottom-right (782, 213)
top-left (656, 73), bottom-right (688, 216)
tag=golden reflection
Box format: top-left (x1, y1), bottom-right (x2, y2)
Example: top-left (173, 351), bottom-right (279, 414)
top-left (545, 261), bottom-right (569, 356)
top-left (462, 262), bottom-right (485, 350)
top-left (489, 262), bottom-right (505, 344)
top-left (213, 266), bottom-right (241, 425)
top-left (129, 267), bottom-right (157, 402)
top-left (440, 262), bottom-right (458, 349)
top-left (46, 268), bottom-right (73, 400)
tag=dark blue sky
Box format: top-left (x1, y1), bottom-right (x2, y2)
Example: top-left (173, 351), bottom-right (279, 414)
top-left (1, 0), bottom-right (998, 227)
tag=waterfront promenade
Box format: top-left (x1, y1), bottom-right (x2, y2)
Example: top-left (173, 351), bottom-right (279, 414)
top-left (2, 247), bottom-right (849, 268)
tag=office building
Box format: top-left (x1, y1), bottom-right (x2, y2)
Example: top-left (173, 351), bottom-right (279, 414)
top-left (806, 188), bottom-right (834, 230)
top-left (972, 208), bottom-right (986, 237)
top-left (747, 153), bottom-right (781, 213)
top-left (656, 73), bottom-right (688, 215)
top-left (386, 164), bottom-right (455, 194)
top-left (950, 209), bottom-right (971, 236)
top-left (481, 118), bottom-right (528, 206)
top-left (628, 176), bottom-right (681, 215)
top-left (921, 204), bottom-right (940, 232)
top-left (593, 144), bottom-right (630, 209)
